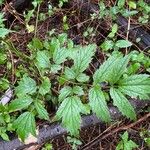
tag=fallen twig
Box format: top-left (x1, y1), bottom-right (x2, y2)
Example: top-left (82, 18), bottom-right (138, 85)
top-left (81, 113), bottom-right (150, 150)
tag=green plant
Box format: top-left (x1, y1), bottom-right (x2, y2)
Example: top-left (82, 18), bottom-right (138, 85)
top-left (59, 0), bottom-right (68, 7)
top-left (140, 128), bottom-right (150, 148)
top-left (116, 131), bottom-right (138, 150)
top-left (1, 33), bottom-right (149, 141)
top-left (42, 143), bottom-right (53, 150)
top-left (0, 13), bottom-right (12, 38)
top-left (0, 104), bottom-right (15, 141)
top-left (67, 136), bottom-right (82, 150)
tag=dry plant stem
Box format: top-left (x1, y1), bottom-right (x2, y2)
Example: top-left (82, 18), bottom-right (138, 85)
top-left (125, 16), bottom-right (131, 54)
top-left (34, 4), bottom-right (40, 38)
top-left (81, 113), bottom-right (150, 150)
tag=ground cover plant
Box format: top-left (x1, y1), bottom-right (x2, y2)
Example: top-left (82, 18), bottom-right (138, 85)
top-left (0, 0), bottom-right (150, 149)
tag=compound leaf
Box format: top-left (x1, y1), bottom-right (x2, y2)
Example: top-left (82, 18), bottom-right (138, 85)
top-left (110, 88), bottom-right (136, 120)
top-left (89, 86), bottom-right (111, 122)
top-left (13, 112), bottom-right (36, 141)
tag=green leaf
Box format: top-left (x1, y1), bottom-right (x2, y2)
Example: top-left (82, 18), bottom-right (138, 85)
top-left (58, 86), bottom-right (72, 102)
top-left (64, 67), bottom-right (76, 80)
top-left (50, 64), bottom-right (62, 73)
top-left (89, 87), bottom-right (111, 122)
top-left (76, 73), bottom-right (89, 82)
top-left (115, 40), bottom-right (132, 48)
top-left (15, 75), bottom-right (37, 96)
top-left (9, 96), bottom-right (33, 112)
top-left (13, 112), bottom-right (36, 141)
top-left (72, 86), bottom-right (84, 96)
top-left (118, 74), bottom-right (150, 99)
top-left (117, 0), bottom-right (125, 8)
top-left (39, 77), bottom-right (51, 95)
top-left (72, 44), bottom-right (96, 73)
top-left (108, 24), bottom-right (118, 38)
top-left (128, 1), bottom-right (136, 9)
top-left (110, 88), bottom-right (136, 120)
top-left (35, 50), bottom-right (50, 69)
top-left (93, 54), bottom-right (122, 83)
top-left (34, 100), bottom-right (49, 121)
top-left (56, 96), bottom-right (85, 136)
top-left (1, 132), bottom-right (9, 141)
top-left (0, 52), bottom-right (7, 64)
top-left (0, 28), bottom-right (12, 38)
top-left (100, 40), bottom-right (114, 51)
top-left (125, 140), bottom-right (138, 150)
top-left (53, 47), bottom-right (68, 64)
top-left (108, 55), bottom-right (130, 84)
top-left (32, 38), bottom-right (43, 49)
top-left (123, 10), bottom-right (138, 17)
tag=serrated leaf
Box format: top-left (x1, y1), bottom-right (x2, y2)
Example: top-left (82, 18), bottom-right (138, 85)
top-left (64, 67), bottom-right (76, 80)
top-left (108, 24), bottom-right (118, 38)
top-left (89, 87), bottom-right (111, 122)
top-left (15, 75), bottom-right (37, 96)
top-left (108, 55), bottom-right (130, 84)
top-left (56, 96), bottom-right (85, 136)
top-left (9, 96), bottom-right (33, 112)
top-left (123, 10), bottom-right (138, 17)
top-left (13, 112), bottom-right (36, 141)
top-left (32, 38), bottom-right (43, 49)
top-left (110, 88), bottom-right (136, 120)
top-left (72, 44), bottom-right (96, 73)
top-left (76, 73), bottom-right (89, 82)
top-left (93, 54), bottom-right (122, 84)
top-left (53, 47), bottom-right (68, 64)
top-left (116, 40), bottom-right (132, 48)
top-left (72, 86), bottom-right (84, 96)
top-left (58, 86), bottom-right (72, 102)
top-left (119, 74), bottom-right (150, 99)
top-left (125, 140), bottom-right (138, 150)
top-left (0, 28), bottom-right (12, 38)
top-left (100, 40), bottom-right (114, 51)
top-left (34, 100), bottom-right (49, 121)
top-left (118, 0), bottom-right (125, 8)
top-left (35, 50), bottom-right (50, 69)
top-left (50, 64), bottom-right (62, 73)
top-left (39, 77), bottom-right (51, 95)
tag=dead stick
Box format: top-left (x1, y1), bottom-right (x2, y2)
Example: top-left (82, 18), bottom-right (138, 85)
top-left (81, 113), bottom-right (150, 150)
